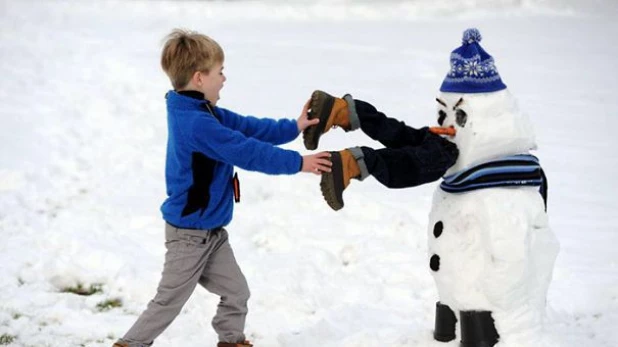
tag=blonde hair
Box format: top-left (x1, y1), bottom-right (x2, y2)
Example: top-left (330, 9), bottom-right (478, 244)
top-left (161, 29), bottom-right (225, 90)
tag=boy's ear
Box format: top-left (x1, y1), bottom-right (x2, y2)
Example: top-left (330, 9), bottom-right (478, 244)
top-left (192, 71), bottom-right (203, 87)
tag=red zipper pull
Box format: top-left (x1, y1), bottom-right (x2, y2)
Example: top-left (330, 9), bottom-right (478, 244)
top-left (233, 172), bottom-right (240, 203)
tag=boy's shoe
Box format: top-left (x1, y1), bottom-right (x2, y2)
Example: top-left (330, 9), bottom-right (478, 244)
top-left (303, 90), bottom-right (351, 150)
top-left (111, 343), bottom-right (128, 347)
top-left (217, 341), bottom-right (253, 347)
top-left (320, 150), bottom-right (361, 211)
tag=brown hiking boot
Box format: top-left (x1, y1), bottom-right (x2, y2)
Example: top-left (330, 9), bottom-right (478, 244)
top-left (112, 343), bottom-right (128, 347)
top-left (217, 341), bottom-right (253, 347)
top-left (320, 149), bottom-right (361, 211)
top-left (303, 90), bottom-right (351, 150)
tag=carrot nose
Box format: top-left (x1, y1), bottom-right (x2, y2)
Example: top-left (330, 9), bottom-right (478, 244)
top-left (429, 126), bottom-right (456, 137)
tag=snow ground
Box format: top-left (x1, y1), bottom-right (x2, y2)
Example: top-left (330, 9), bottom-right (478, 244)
top-left (0, 0), bottom-right (617, 346)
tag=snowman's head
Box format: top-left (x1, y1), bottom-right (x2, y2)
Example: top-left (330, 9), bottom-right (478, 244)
top-left (435, 89), bottom-right (536, 176)
top-left (435, 28), bottom-right (537, 176)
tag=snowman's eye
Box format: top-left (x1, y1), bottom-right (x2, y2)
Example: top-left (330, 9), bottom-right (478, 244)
top-left (438, 110), bottom-right (447, 126)
top-left (455, 109), bottom-right (467, 127)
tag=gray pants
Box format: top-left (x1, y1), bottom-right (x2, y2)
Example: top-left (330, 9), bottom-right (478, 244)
top-left (118, 223), bottom-right (250, 346)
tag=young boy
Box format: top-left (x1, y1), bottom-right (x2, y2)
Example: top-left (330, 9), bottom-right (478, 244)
top-left (303, 90), bottom-right (459, 210)
top-left (113, 29), bottom-right (331, 347)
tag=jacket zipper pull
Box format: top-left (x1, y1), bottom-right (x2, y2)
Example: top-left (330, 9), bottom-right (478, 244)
top-left (233, 172), bottom-right (240, 203)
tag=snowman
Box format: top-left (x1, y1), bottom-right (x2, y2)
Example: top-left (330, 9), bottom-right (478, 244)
top-left (427, 28), bottom-right (560, 347)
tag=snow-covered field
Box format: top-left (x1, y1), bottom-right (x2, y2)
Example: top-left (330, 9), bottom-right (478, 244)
top-left (1, 0), bottom-right (617, 346)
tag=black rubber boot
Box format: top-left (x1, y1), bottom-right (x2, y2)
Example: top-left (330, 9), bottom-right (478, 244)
top-left (434, 302), bottom-right (457, 342)
top-left (459, 310), bottom-right (500, 347)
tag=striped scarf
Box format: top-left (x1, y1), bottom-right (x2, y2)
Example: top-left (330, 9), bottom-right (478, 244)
top-left (440, 154), bottom-right (547, 210)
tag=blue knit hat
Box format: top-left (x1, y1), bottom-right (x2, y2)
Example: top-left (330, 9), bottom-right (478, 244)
top-left (439, 28), bottom-right (507, 93)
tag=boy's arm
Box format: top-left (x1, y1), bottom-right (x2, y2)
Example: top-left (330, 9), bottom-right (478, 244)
top-left (191, 116), bottom-right (302, 175)
top-left (216, 107), bottom-right (299, 146)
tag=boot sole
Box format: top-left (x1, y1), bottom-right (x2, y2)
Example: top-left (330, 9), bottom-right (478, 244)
top-left (320, 151), bottom-right (344, 211)
top-left (303, 90), bottom-right (334, 150)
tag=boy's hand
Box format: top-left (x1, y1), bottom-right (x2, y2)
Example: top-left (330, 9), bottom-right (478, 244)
top-left (301, 152), bottom-right (332, 175)
top-left (297, 98), bottom-right (319, 132)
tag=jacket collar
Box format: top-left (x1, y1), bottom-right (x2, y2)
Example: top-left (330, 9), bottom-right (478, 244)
top-left (165, 90), bottom-right (211, 111)
top-left (165, 90), bottom-right (219, 121)
top-left (177, 90), bottom-right (206, 101)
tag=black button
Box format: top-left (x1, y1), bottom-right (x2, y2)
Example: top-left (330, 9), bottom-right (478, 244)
top-left (430, 254), bottom-right (440, 272)
top-left (433, 221), bottom-right (444, 238)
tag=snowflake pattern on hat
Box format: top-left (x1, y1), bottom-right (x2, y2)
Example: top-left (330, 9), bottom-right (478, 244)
top-left (446, 53), bottom-right (500, 81)
top-left (440, 28), bottom-right (507, 93)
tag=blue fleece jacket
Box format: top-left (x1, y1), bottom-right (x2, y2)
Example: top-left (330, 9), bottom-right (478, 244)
top-left (161, 91), bottom-right (302, 230)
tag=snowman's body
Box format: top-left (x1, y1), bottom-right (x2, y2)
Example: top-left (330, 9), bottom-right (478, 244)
top-left (428, 187), bottom-right (559, 345)
top-left (429, 89), bottom-right (559, 346)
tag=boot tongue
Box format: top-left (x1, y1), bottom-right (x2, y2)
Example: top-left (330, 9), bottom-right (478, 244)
top-left (326, 96), bottom-right (351, 130)
top-left (341, 150), bottom-right (361, 188)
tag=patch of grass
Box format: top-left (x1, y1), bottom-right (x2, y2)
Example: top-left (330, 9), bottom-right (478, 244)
top-left (0, 334), bottom-right (16, 345)
top-left (96, 298), bottom-right (123, 312)
top-left (61, 283), bottom-right (103, 296)
top-left (12, 312), bottom-right (22, 319)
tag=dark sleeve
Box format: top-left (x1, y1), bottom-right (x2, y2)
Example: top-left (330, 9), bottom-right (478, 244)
top-left (410, 133), bottom-right (459, 184)
top-left (362, 133), bottom-right (459, 189)
top-left (354, 99), bottom-right (427, 148)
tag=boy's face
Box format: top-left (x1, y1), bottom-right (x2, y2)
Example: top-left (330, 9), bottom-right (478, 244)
top-left (197, 62), bottom-right (226, 105)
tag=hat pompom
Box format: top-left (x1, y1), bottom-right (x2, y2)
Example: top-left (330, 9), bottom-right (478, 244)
top-left (462, 28), bottom-right (482, 45)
